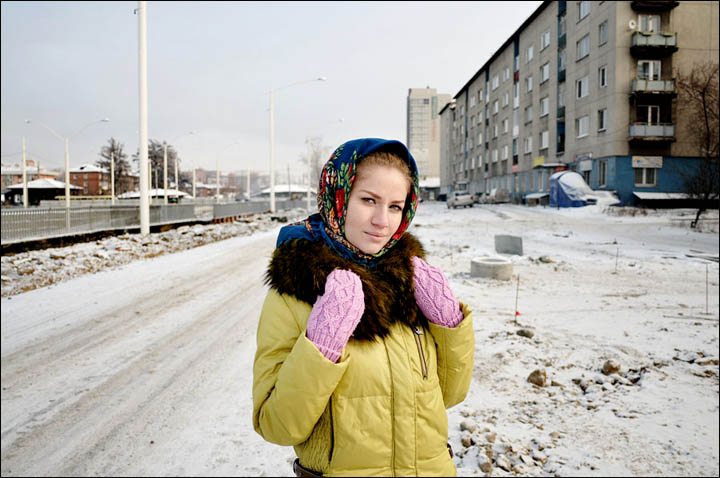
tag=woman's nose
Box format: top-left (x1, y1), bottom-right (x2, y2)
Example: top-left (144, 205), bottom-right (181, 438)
top-left (371, 207), bottom-right (388, 228)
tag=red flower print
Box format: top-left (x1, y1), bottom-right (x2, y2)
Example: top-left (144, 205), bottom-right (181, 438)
top-left (335, 189), bottom-right (345, 213)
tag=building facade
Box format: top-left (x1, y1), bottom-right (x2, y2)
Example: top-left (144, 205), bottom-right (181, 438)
top-left (407, 88), bottom-right (451, 187)
top-left (70, 164), bottom-right (109, 196)
top-left (1, 159), bottom-right (57, 190)
top-left (439, 0), bottom-right (719, 205)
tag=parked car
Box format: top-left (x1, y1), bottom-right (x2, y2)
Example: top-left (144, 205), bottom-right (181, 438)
top-left (447, 190), bottom-right (474, 209)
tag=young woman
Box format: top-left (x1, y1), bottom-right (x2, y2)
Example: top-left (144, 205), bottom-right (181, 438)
top-left (253, 138), bottom-right (474, 477)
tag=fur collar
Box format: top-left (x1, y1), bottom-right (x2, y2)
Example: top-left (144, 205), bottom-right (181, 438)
top-left (265, 233), bottom-right (429, 341)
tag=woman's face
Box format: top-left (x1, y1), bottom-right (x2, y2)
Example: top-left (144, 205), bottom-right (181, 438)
top-left (344, 163), bottom-right (410, 255)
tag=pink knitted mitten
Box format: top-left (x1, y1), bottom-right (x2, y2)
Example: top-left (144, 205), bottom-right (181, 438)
top-left (411, 256), bottom-right (463, 328)
top-left (306, 269), bottom-right (365, 363)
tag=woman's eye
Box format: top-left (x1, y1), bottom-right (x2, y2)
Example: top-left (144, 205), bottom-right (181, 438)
top-left (362, 197), bottom-right (375, 204)
top-left (390, 205), bottom-right (403, 212)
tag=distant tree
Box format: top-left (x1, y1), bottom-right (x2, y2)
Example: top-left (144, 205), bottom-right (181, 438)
top-left (675, 61), bottom-right (719, 227)
top-left (132, 139), bottom-right (180, 190)
top-left (96, 138), bottom-right (131, 194)
top-left (299, 136), bottom-right (330, 188)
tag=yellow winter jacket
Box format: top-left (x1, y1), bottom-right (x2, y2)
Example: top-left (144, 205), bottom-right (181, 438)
top-left (253, 234), bottom-right (474, 476)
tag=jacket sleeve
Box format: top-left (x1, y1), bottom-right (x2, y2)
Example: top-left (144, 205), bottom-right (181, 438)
top-left (427, 302), bottom-right (474, 408)
top-left (253, 288), bottom-right (350, 446)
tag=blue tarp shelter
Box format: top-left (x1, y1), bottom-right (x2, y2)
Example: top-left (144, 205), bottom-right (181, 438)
top-left (549, 171), bottom-right (594, 207)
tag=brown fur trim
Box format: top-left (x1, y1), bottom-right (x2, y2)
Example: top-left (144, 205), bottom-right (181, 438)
top-left (264, 233), bottom-right (428, 341)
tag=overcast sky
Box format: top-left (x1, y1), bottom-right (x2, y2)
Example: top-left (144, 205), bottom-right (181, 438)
top-left (1, 0), bottom-right (542, 177)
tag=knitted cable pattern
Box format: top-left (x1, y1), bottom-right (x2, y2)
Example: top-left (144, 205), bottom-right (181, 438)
top-left (306, 269), bottom-right (365, 362)
top-left (411, 256), bottom-right (463, 328)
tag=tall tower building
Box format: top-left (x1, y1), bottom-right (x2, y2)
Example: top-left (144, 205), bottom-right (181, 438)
top-left (407, 88), bottom-right (451, 182)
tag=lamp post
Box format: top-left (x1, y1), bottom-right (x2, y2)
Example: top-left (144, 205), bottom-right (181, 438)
top-left (163, 130), bottom-right (196, 204)
top-left (25, 118), bottom-right (110, 212)
top-left (269, 76), bottom-right (326, 213)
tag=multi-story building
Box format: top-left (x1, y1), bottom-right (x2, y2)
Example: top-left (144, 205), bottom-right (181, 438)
top-left (407, 88), bottom-right (451, 197)
top-left (1, 159), bottom-right (58, 190)
top-left (439, 0), bottom-right (719, 205)
top-left (70, 164), bottom-right (109, 196)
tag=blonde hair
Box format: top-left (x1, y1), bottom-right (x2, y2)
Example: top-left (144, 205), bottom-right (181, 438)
top-left (356, 151), bottom-right (413, 188)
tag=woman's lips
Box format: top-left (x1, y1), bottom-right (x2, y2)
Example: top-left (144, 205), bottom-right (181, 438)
top-left (364, 231), bottom-right (386, 241)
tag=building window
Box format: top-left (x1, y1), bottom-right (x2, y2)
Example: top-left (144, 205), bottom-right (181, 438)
top-left (598, 160), bottom-right (607, 187)
top-left (541, 30), bottom-right (551, 50)
top-left (540, 62), bottom-right (550, 83)
top-left (638, 60), bottom-right (661, 81)
top-left (559, 14), bottom-right (567, 37)
top-left (599, 20), bottom-right (608, 46)
top-left (638, 14), bottom-right (661, 33)
top-left (513, 82), bottom-right (520, 108)
top-left (578, 0), bottom-right (591, 21)
top-left (478, 89), bottom-right (483, 102)
top-left (486, 81), bottom-right (490, 102)
top-left (493, 100), bottom-right (499, 114)
top-left (540, 96), bottom-right (549, 117)
top-left (526, 75), bottom-right (533, 92)
top-left (492, 75), bottom-right (499, 90)
top-left (524, 136), bottom-right (533, 153)
top-left (478, 132), bottom-right (483, 144)
top-left (576, 115), bottom-right (589, 137)
top-left (540, 130), bottom-right (549, 150)
top-left (527, 44), bottom-right (534, 63)
top-left (576, 75), bottom-right (589, 99)
top-left (512, 138), bottom-right (518, 157)
top-left (504, 67), bottom-right (510, 82)
top-left (503, 118), bottom-right (509, 133)
top-left (558, 82), bottom-right (566, 108)
top-left (502, 145), bottom-right (509, 160)
top-left (470, 95), bottom-right (476, 108)
top-left (558, 48), bottom-right (566, 72)
top-left (638, 104), bottom-right (661, 124)
top-left (525, 105), bottom-right (533, 123)
top-left (599, 65), bottom-right (608, 88)
top-left (478, 111), bottom-right (484, 124)
top-left (598, 108), bottom-right (607, 131)
top-left (634, 167), bottom-right (657, 186)
top-left (493, 149), bottom-right (499, 162)
top-left (493, 124), bottom-right (498, 138)
top-left (577, 34), bottom-right (590, 60)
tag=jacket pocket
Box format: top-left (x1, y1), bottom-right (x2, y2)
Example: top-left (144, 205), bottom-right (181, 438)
top-left (413, 326), bottom-right (428, 380)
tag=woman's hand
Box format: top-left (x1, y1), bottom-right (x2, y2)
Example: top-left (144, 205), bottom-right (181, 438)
top-left (411, 256), bottom-right (463, 328)
top-left (306, 269), bottom-right (365, 362)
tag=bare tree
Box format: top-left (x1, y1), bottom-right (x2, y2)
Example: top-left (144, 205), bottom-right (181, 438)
top-left (132, 139), bottom-right (180, 190)
top-left (96, 138), bottom-right (131, 194)
top-left (675, 61), bottom-right (719, 227)
top-left (299, 136), bottom-right (330, 188)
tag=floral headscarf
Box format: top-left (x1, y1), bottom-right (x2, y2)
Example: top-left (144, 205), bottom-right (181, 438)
top-left (277, 138), bottom-right (419, 266)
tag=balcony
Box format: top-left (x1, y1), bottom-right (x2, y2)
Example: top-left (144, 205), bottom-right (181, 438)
top-left (628, 123), bottom-right (675, 142)
top-left (557, 69), bottom-right (566, 82)
top-left (631, 78), bottom-right (676, 96)
top-left (631, 32), bottom-right (678, 57)
top-left (631, 0), bottom-right (679, 12)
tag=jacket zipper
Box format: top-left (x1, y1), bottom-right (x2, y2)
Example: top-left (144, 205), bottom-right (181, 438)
top-left (413, 326), bottom-right (428, 380)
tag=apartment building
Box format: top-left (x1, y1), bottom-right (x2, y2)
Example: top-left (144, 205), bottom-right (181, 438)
top-left (407, 88), bottom-right (451, 192)
top-left (1, 159), bottom-right (57, 190)
top-left (70, 164), bottom-right (109, 196)
top-left (439, 0), bottom-right (719, 205)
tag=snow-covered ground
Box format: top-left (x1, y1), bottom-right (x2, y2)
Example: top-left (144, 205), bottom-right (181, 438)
top-left (1, 202), bottom-right (718, 476)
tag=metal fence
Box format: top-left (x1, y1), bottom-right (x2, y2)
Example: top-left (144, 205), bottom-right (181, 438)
top-left (1, 200), bottom-right (306, 245)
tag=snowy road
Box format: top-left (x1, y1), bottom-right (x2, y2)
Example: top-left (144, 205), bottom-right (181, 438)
top-left (1, 229), bottom-right (295, 476)
top-left (1, 203), bottom-right (718, 476)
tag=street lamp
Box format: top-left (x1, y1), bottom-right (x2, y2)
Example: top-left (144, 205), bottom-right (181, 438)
top-left (163, 130), bottom-right (196, 204)
top-left (25, 118), bottom-right (110, 210)
top-left (217, 141), bottom-right (241, 204)
top-left (269, 76), bottom-right (326, 213)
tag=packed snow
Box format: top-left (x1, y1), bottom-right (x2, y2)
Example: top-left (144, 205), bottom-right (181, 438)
top-left (1, 202), bottom-right (718, 477)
